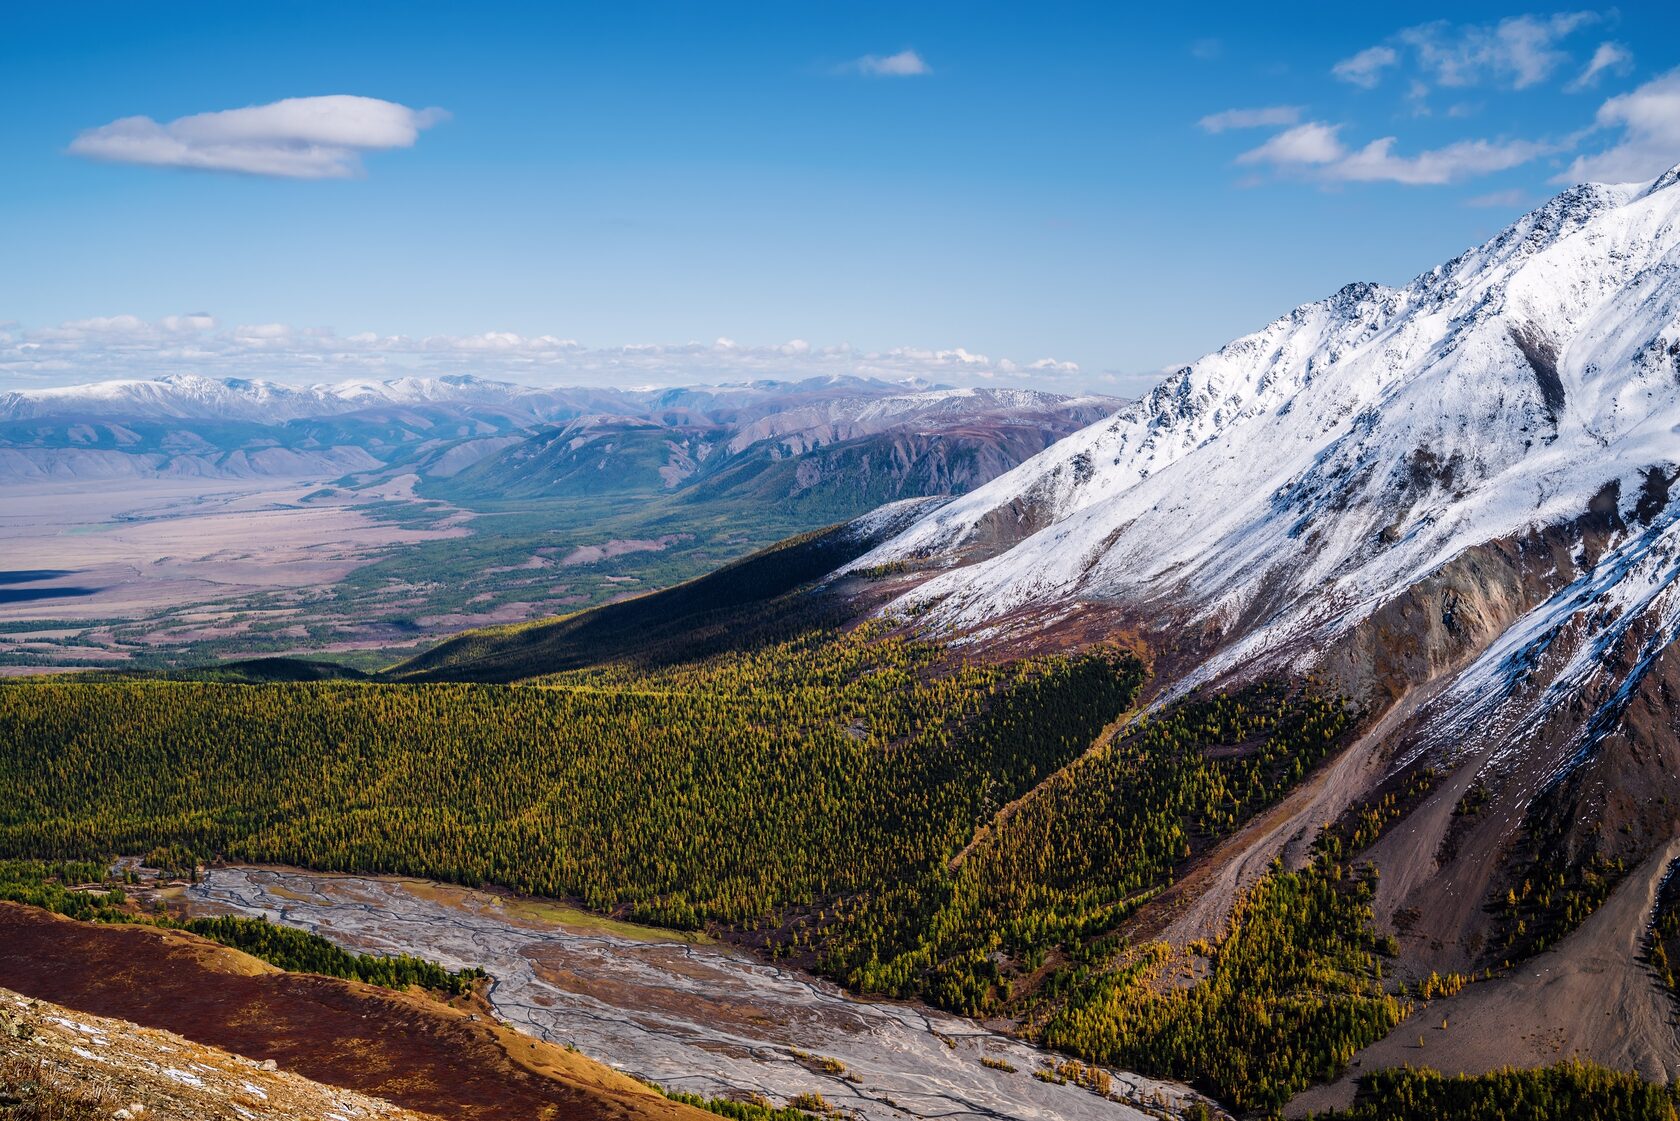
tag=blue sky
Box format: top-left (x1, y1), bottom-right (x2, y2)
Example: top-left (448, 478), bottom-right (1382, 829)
top-left (3, 1), bottom-right (1679, 392)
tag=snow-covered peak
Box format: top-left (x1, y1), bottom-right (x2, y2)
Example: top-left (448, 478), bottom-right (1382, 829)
top-left (721, 386), bottom-right (1123, 454)
top-left (1645, 162), bottom-right (1680, 197)
top-left (848, 167), bottom-right (1680, 685)
top-left (0, 373), bottom-right (548, 422)
top-left (852, 278), bottom-right (1407, 564)
top-left (0, 373), bottom-right (898, 424)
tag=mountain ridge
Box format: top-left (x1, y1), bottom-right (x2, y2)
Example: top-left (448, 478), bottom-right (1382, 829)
top-left (848, 163), bottom-right (1680, 675)
top-left (812, 162), bottom-right (1680, 1089)
top-left (0, 374), bottom-right (1122, 492)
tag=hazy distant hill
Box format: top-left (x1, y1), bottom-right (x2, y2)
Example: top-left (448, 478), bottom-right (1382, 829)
top-left (0, 374), bottom-right (1121, 495)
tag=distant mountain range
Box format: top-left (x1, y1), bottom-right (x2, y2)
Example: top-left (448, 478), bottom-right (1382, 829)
top-left (0, 372), bottom-right (582, 423)
top-left (0, 373), bottom-right (1121, 517)
top-left (432, 384), bottom-right (1118, 516)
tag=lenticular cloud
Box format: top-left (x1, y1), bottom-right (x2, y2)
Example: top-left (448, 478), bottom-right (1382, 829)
top-left (69, 95), bottom-right (447, 179)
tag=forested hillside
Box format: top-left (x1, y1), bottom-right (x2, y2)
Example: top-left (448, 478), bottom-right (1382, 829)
top-left (0, 630), bottom-right (1137, 928)
top-left (0, 617), bottom-right (1430, 1114)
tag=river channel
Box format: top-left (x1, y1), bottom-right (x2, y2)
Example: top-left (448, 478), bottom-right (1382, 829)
top-left (185, 867), bottom-right (1212, 1121)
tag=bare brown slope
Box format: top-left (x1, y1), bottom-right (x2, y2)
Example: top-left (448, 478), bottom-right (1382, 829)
top-left (0, 903), bottom-right (710, 1121)
top-left (1289, 836), bottom-right (1680, 1117)
top-left (1, 984), bottom-right (441, 1121)
top-left (1141, 528), bottom-right (1558, 946)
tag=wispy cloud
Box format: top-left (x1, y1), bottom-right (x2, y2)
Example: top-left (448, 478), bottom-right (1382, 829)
top-left (842, 50), bottom-right (931, 77)
top-left (1333, 136), bottom-right (1554, 184)
top-left (1197, 106), bottom-right (1303, 134)
top-left (1335, 13), bottom-right (1599, 91)
top-left (1213, 13), bottom-right (1665, 194)
top-left (68, 95), bottom-right (447, 179)
top-left (1236, 122), bottom-right (1555, 186)
top-left (1331, 46), bottom-right (1399, 89)
top-left (1189, 39), bottom-right (1223, 62)
top-left (1560, 67), bottom-right (1680, 184)
top-left (1235, 123), bottom-right (1345, 168)
top-left (1566, 41), bottom-right (1634, 92)
top-left (1410, 12), bottom-right (1596, 89)
top-left (0, 314), bottom-right (1098, 392)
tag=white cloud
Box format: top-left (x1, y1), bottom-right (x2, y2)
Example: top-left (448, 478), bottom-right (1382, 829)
top-left (1560, 68), bottom-right (1680, 184)
top-left (1190, 39), bottom-right (1223, 62)
top-left (1400, 12), bottom-right (1597, 89)
top-left (1223, 19), bottom-right (1665, 192)
top-left (1234, 120), bottom-right (1554, 186)
top-left (1332, 46), bottom-right (1399, 89)
top-left (69, 95), bottom-right (447, 179)
top-left (0, 314), bottom-right (1099, 392)
top-left (1337, 13), bottom-right (1599, 92)
top-left (1330, 135), bottom-right (1553, 185)
top-left (1566, 41), bottom-right (1634, 92)
top-left (1236, 122), bottom-right (1346, 167)
top-left (845, 50), bottom-right (930, 77)
top-left (1197, 106), bottom-right (1303, 133)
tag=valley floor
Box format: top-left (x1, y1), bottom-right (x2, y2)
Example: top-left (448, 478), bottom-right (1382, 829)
top-left (176, 865), bottom-right (1210, 1121)
top-left (0, 474), bottom-right (800, 673)
top-left (0, 475), bottom-right (467, 673)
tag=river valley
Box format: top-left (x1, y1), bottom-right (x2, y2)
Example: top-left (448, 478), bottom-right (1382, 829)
top-left (184, 867), bottom-right (1212, 1121)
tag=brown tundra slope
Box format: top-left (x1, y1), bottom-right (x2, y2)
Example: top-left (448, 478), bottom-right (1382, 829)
top-left (0, 903), bottom-right (712, 1121)
top-left (0, 983), bottom-right (443, 1121)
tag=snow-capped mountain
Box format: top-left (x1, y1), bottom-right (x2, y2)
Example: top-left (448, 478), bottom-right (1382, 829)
top-left (0, 371), bottom-right (1084, 430)
top-left (0, 373), bottom-right (635, 423)
top-left (429, 384), bottom-right (1120, 511)
top-left (839, 166), bottom-right (1680, 1058)
top-left (722, 386), bottom-right (1118, 455)
top-left (852, 166), bottom-right (1680, 686)
top-left (0, 371), bottom-right (1119, 489)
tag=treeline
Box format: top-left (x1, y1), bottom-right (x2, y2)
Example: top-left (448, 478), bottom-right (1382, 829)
top-left (779, 682), bottom-right (1385, 1115)
top-left (0, 859), bottom-right (131, 923)
top-left (0, 861), bottom-right (483, 998)
top-left (812, 685), bottom-right (1352, 1013)
top-left (0, 629), bottom-right (1140, 934)
top-left (985, 690), bottom-right (1393, 1115)
top-left (1310, 1061), bottom-right (1680, 1120)
top-left (1647, 858), bottom-right (1680, 1000)
top-left (1045, 861), bottom-right (1403, 1115)
top-left (664, 1090), bottom-right (819, 1121)
top-left (181, 914), bottom-right (486, 996)
top-left (1488, 777), bottom-right (1630, 971)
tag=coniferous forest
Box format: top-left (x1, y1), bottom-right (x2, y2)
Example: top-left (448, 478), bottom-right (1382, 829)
top-left (0, 621), bottom-right (1668, 1119)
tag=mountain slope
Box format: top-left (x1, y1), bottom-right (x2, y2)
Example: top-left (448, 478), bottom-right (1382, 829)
top-left (394, 497), bottom-right (941, 681)
top-left (832, 165), bottom-right (1680, 1086)
top-left (0, 902), bottom-right (713, 1121)
top-left (1, 984), bottom-right (442, 1121)
top-left (851, 173), bottom-right (1680, 672)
